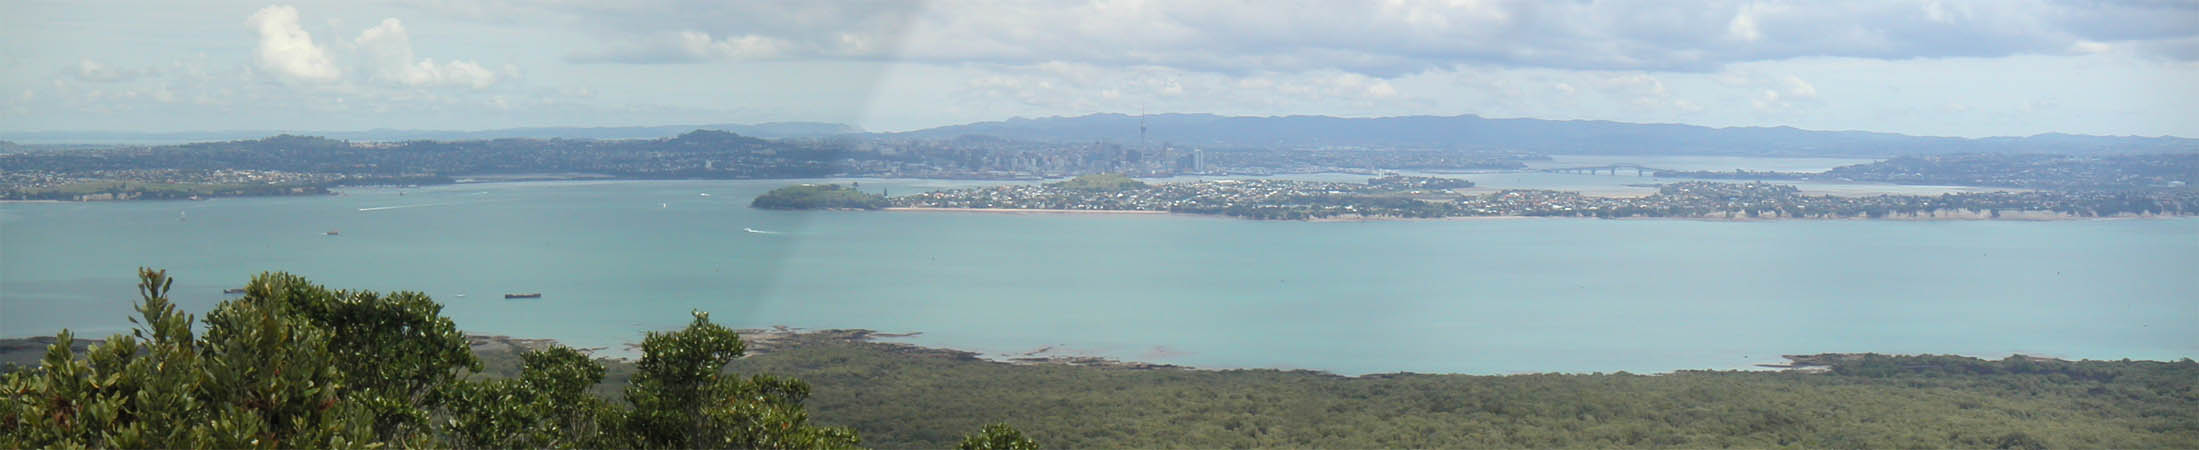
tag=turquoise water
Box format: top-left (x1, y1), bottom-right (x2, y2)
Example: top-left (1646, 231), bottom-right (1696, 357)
top-left (4, 176), bottom-right (2196, 375)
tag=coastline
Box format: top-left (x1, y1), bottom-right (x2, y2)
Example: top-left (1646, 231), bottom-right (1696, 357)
top-left (3, 330), bottom-right (2171, 378)
top-left (885, 206), bottom-right (2171, 222)
top-left (883, 207), bottom-right (1172, 215)
top-left (9, 176), bottom-right (2183, 223)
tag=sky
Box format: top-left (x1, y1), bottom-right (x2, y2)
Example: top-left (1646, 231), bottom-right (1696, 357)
top-left (2, 0), bottom-right (2196, 138)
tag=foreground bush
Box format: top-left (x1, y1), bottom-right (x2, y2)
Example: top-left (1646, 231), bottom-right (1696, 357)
top-left (0, 269), bottom-right (1025, 449)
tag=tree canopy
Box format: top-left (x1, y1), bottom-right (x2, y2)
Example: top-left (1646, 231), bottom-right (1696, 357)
top-left (0, 269), bottom-right (1021, 449)
top-left (751, 184), bottom-right (891, 210)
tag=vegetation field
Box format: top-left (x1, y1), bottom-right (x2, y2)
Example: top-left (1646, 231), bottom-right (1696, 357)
top-left (479, 333), bottom-right (2199, 449)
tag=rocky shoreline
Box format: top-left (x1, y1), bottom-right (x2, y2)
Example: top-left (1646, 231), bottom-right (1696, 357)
top-left (727, 327), bottom-right (1191, 370)
top-left (1, 332), bottom-right (2088, 376)
top-left (1, 331), bottom-right (1186, 373)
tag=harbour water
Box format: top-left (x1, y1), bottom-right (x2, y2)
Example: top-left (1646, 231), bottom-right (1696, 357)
top-left (4, 161), bottom-right (2195, 375)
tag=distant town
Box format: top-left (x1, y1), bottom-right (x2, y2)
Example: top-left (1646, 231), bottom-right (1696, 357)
top-left (0, 130), bottom-right (1539, 201)
top-left (886, 175), bottom-right (2197, 220)
top-left (3, 128), bottom-right (2196, 219)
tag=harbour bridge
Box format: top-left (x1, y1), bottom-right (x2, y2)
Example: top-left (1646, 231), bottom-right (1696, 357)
top-left (1540, 163), bottom-right (1670, 176)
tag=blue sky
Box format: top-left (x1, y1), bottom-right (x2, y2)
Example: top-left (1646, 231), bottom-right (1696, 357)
top-left (3, 0), bottom-right (2195, 137)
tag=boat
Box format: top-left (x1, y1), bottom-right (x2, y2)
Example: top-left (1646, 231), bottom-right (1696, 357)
top-left (222, 288), bottom-right (246, 295)
top-left (504, 293), bottom-right (542, 299)
top-left (325, 230), bottom-right (340, 236)
top-left (454, 293), bottom-right (467, 298)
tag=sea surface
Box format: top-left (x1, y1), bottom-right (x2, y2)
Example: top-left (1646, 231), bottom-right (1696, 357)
top-left (4, 158), bottom-right (2195, 374)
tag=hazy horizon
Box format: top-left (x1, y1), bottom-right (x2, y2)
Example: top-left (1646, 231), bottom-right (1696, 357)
top-left (5, 1), bottom-right (2196, 138)
top-left (8, 111), bottom-right (2198, 142)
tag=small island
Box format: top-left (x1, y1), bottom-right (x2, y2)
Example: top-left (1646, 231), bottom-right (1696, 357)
top-left (1047, 173), bottom-right (1149, 191)
top-left (750, 183), bottom-right (890, 210)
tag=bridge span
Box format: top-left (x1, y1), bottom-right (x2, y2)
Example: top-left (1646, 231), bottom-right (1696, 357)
top-left (1540, 163), bottom-right (1670, 176)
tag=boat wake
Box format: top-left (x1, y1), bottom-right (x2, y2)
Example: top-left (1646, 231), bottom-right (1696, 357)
top-left (358, 202), bottom-right (463, 212)
top-left (358, 199), bottom-right (502, 212)
top-left (742, 227), bottom-right (784, 235)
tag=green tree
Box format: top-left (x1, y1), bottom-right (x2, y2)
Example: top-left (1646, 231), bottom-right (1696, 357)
top-left (957, 424), bottom-right (1039, 450)
top-left (0, 268), bottom-right (377, 449)
top-left (616, 311), bottom-right (860, 449)
top-left (2, 269), bottom-right (912, 449)
top-left (441, 347), bottom-right (614, 448)
top-left (240, 272), bottom-right (480, 442)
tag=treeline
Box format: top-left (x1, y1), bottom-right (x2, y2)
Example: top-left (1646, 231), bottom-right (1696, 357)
top-left (0, 270), bottom-right (1033, 449)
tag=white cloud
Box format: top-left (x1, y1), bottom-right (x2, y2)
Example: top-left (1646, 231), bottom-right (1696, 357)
top-left (552, 0), bottom-right (2199, 75)
top-left (570, 30), bottom-right (795, 63)
top-left (2070, 40), bottom-right (2113, 54)
top-left (355, 18), bottom-right (498, 88)
top-left (247, 5), bottom-right (340, 82)
top-left (678, 31), bottom-right (789, 60)
top-left (68, 60), bottom-right (144, 83)
top-left (1727, 3), bottom-right (1766, 43)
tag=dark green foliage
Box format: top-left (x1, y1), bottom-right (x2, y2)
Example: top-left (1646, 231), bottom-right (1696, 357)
top-left (0, 269), bottom-right (885, 449)
top-left (724, 339), bottom-right (2199, 449)
top-left (441, 347), bottom-right (614, 448)
top-left (236, 272), bottom-right (479, 441)
top-left (751, 184), bottom-right (890, 210)
top-left (0, 268), bottom-right (377, 448)
top-left (958, 424), bottom-right (1039, 450)
top-left (618, 312), bottom-right (860, 449)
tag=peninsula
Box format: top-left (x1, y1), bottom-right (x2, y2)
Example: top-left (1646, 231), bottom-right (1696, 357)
top-left (869, 175), bottom-right (2196, 220)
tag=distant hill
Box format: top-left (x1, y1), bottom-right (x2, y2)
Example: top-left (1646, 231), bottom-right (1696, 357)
top-left (888, 114), bottom-right (2199, 157)
top-left (0, 122), bottom-right (860, 145)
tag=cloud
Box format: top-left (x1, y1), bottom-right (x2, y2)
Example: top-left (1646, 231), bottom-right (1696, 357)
top-left (545, 0), bottom-right (2199, 75)
top-left (677, 31), bottom-right (789, 60)
top-left (355, 18), bottom-right (498, 88)
top-left (1752, 74), bottom-right (1821, 111)
top-left (948, 62), bottom-right (1416, 114)
top-left (569, 31), bottom-right (814, 63)
top-left (247, 5), bottom-right (340, 82)
top-left (67, 60), bottom-right (145, 83)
